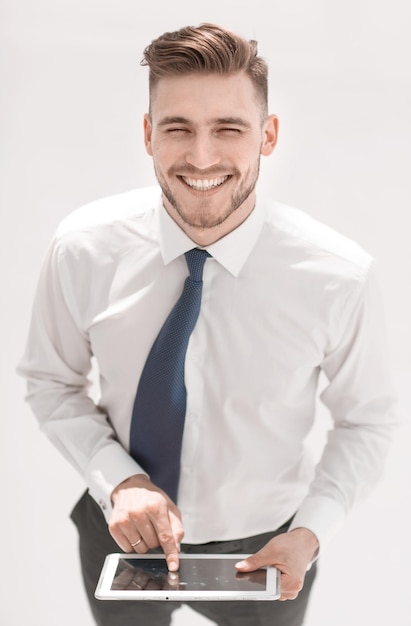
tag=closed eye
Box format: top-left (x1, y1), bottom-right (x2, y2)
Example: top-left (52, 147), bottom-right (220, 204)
top-left (166, 127), bottom-right (190, 133)
top-left (215, 124), bottom-right (249, 136)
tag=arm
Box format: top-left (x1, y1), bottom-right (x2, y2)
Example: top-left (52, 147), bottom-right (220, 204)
top-left (17, 237), bottom-right (142, 502)
top-left (237, 262), bottom-right (398, 598)
top-left (290, 262), bottom-right (398, 546)
top-left (17, 236), bottom-right (183, 569)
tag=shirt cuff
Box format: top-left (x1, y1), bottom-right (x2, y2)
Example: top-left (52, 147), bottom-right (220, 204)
top-left (84, 442), bottom-right (148, 523)
top-left (288, 495), bottom-right (347, 557)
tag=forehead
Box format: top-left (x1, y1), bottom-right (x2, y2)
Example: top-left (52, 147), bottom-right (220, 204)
top-left (150, 71), bottom-right (262, 122)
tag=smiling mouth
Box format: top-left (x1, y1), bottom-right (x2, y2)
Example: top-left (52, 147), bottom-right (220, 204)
top-left (180, 175), bottom-right (230, 191)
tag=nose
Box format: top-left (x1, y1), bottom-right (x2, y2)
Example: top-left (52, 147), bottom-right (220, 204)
top-left (185, 131), bottom-right (221, 170)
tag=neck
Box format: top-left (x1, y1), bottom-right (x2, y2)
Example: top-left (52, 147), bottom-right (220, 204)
top-left (163, 199), bottom-right (256, 246)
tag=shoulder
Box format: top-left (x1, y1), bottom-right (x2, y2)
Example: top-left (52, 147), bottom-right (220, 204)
top-left (261, 198), bottom-right (373, 280)
top-left (55, 186), bottom-right (161, 237)
top-left (47, 186), bottom-right (162, 270)
top-left (45, 186), bottom-right (162, 284)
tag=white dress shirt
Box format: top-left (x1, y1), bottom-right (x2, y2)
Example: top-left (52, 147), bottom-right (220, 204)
top-left (18, 185), bottom-right (397, 550)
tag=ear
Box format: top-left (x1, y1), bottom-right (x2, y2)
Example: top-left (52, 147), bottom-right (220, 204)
top-left (260, 114), bottom-right (279, 156)
top-left (143, 113), bottom-right (153, 155)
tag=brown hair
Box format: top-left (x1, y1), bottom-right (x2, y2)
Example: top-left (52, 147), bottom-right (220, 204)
top-left (141, 23), bottom-right (268, 115)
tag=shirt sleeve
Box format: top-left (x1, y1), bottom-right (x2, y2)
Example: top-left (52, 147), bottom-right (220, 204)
top-left (17, 236), bottom-right (146, 521)
top-left (288, 261), bottom-right (398, 552)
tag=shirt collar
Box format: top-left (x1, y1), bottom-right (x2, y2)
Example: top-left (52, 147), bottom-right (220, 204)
top-left (157, 194), bottom-right (264, 277)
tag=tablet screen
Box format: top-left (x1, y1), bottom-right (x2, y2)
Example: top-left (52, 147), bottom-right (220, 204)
top-left (95, 553), bottom-right (280, 601)
top-left (111, 556), bottom-right (267, 592)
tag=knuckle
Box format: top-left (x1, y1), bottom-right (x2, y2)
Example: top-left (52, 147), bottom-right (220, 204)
top-left (294, 575), bottom-right (304, 592)
top-left (145, 495), bottom-right (164, 516)
top-left (129, 509), bottom-right (146, 524)
top-left (144, 536), bottom-right (160, 549)
top-left (158, 530), bottom-right (174, 545)
top-left (111, 514), bottom-right (132, 531)
top-left (108, 517), bottom-right (123, 534)
top-left (281, 578), bottom-right (303, 601)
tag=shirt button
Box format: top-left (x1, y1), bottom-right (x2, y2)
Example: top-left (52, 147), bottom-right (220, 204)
top-left (99, 499), bottom-right (107, 511)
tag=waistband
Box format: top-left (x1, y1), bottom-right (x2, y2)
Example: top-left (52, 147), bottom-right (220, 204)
top-left (180, 518), bottom-right (293, 554)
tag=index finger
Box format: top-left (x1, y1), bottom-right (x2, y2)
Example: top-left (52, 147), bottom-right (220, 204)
top-left (150, 506), bottom-right (183, 572)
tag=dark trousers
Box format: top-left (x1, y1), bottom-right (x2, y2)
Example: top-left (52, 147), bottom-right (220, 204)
top-left (71, 491), bottom-right (317, 626)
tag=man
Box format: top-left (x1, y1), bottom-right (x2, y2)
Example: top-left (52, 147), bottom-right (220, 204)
top-left (18, 23), bottom-right (397, 626)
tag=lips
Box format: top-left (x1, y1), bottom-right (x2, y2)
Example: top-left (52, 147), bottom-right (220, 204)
top-left (180, 175), bottom-right (229, 191)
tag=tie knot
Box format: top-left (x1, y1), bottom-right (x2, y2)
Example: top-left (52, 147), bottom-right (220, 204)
top-left (185, 248), bottom-right (210, 282)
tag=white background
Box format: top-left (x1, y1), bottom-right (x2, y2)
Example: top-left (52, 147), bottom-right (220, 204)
top-left (1, 1), bottom-right (410, 624)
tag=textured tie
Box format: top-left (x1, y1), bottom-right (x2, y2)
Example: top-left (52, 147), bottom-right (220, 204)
top-left (130, 248), bottom-right (209, 502)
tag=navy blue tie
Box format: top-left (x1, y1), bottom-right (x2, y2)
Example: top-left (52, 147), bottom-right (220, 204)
top-left (130, 248), bottom-right (209, 502)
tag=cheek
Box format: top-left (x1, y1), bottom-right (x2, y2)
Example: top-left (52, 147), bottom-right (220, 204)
top-left (236, 136), bottom-right (263, 157)
top-left (151, 139), bottom-right (179, 164)
top-left (236, 145), bottom-right (262, 172)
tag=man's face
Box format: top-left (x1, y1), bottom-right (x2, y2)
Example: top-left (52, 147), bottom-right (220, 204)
top-left (144, 71), bottom-right (278, 245)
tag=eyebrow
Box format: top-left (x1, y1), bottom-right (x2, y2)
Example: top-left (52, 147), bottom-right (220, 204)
top-left (157, 116), bottom-right (251, 128)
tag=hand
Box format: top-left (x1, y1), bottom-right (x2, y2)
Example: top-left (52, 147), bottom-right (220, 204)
top-left (235, 528), bottom-right (319, 601)
top-left (109, 474), bottom-right (184, 572)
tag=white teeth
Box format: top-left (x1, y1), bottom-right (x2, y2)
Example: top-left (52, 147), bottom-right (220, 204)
top-left (182, 176), bottom-right (228, 190)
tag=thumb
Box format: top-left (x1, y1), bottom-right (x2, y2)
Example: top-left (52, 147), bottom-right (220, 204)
top-left (235, 548), bottom-right (269, 572)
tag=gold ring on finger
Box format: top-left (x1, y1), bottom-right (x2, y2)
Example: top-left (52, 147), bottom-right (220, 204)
top-left (131, 538), bottom-right (143, 547)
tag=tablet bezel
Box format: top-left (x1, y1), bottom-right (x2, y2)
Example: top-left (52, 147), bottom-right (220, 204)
top-left (95, 553), bottom-right (280, 601)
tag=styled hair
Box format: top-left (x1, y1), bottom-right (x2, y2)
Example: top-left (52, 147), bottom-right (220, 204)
top-left (141, 23), bottom-right (268, 115)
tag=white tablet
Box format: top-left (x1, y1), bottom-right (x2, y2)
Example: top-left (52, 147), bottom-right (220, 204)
top-left (95, 553), bottom-right (280, 601)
